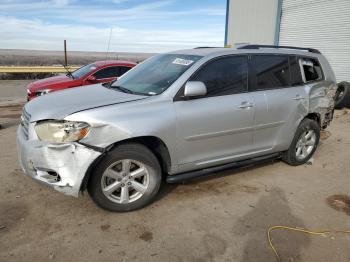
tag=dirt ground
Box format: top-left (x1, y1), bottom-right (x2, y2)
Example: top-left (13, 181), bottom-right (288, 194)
top-left (1, 80), bottom-right (350, 262)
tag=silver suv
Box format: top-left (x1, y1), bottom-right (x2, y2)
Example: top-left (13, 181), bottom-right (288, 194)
top-left (17, 45), bottom-right (337, 211)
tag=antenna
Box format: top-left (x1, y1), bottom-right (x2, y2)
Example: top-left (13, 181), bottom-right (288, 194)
top-left (104, 28), bottom-right (113, 65)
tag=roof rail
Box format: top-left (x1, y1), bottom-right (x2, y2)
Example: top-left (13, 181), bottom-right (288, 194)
top-left (194, 46), bottom-right (220, 49)
top-left (237, 44), bottom-right (321, 54)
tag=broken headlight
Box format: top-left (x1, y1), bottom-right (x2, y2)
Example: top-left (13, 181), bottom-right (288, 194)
top-left (35, 120), bottom-right (90, 143)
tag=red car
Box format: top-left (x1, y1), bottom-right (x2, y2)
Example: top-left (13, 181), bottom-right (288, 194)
top-left (27, 60), bottom-right (136, 100)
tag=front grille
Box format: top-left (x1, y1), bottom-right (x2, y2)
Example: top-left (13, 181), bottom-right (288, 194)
top-left (21, 108), bottom-right (31, 139)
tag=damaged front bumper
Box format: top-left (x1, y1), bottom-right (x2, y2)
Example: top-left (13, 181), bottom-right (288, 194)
top-left (16, 126), bottom-right (101, 197)
top-left (311, 97), bottom-right (335, 129)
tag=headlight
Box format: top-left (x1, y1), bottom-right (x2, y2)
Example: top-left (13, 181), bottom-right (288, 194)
top-left (35, 120), bottom-right (90, 143)
top-left (36, 89), bottom-right (52, 97)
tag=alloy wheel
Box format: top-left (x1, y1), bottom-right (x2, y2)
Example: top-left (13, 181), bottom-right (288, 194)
top-left (101, 159), bottom-right (150, 204)
top-left (295, 130), bottom-right (317, 160)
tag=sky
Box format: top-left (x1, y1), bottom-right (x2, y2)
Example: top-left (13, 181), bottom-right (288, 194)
top-left (0, 0), bottom-right (226, 53)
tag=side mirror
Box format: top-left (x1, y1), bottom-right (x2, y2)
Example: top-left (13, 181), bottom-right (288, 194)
top-left (184, 81), bottom-right (207, 98)
top-left (86, 75), bottom-right (96, 82)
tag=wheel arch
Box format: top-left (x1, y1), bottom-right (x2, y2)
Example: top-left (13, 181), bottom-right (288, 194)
top-left (80, 136), bottom-right (172, 192)
top-left (282, 112), bottom-right (321, 154)
top-left (304, 112), bottom-right (321, 126)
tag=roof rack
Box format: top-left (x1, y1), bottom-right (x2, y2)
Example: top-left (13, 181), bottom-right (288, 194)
top-left (194, 47), bottom-right (220, 49)
top-left (237, 44), bottom-right (321, 54)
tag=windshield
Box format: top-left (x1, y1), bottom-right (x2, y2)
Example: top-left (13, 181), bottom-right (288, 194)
top-left (71, 63), bottom-right (97, 79)
top-left (111, 54), bottom-right (202, 95)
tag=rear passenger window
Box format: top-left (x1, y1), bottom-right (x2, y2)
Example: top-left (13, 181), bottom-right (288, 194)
top-left (289, 56), bottom-right (303, 86)
top-left (191, 55), bottom-right (248, 97)
top-left (301, 58), bottom-right (323, 82)
top-left (252, 55), bottom-right (289, 91)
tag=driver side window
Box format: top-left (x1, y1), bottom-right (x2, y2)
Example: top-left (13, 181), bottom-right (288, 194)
top-left (191, 55), bottom-right (248, 97)
top-left (93, 66), bottom-right (119, 79)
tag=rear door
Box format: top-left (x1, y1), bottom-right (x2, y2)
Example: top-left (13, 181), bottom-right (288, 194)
top-left (174, 55), bottom-right (256, 168)
top-left (249, 55), bottom-right (308, 152)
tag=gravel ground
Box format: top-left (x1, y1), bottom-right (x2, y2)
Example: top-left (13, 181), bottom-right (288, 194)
top-left (0, 80), bottom-right (30, 105)
top-left (1, 80), bottom-right (350, 262)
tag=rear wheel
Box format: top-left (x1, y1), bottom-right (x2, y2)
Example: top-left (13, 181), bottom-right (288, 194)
top-left (282, 119), bottom-right (320, 166)
top-left (88, 143), bottom-right (162, 212)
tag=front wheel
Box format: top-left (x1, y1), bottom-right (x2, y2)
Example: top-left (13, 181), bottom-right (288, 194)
top-left (282, 119), bottom-right (320, 166)
top-left (88, 143), bottom-right (162, 212)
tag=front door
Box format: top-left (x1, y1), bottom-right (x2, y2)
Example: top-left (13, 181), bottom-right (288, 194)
top-left (174, 55), bottom-right (255, 168)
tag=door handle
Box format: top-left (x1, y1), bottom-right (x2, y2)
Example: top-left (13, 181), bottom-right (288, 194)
top-left (238, 101), bottom-right (253, 109)
top-left (292, 94), bottom-right (305, 100)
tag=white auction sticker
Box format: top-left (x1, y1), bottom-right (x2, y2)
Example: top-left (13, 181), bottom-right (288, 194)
top-left (172, 58), bottom-right (194, 66)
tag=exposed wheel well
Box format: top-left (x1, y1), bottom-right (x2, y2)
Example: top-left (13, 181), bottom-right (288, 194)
top-left (80, 136), bottom-right (171, 192)
top-left (304, 113), bottom-right (321, 126)
top-left (112, 136), bottom-right (172, 174)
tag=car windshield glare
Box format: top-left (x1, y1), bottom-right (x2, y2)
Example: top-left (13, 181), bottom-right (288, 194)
top-left (71, 63), bottom-right (97, 79)
top-left (111, 54), bottom-right (202, 95)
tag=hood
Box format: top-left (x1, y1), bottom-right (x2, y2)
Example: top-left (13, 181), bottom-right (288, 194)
top-left (28, 75), bottom-right (73, 92)
top-left (25, 84), bottom-right (147, 122)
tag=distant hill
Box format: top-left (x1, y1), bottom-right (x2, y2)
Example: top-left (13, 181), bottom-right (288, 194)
top-left (0, 49), bottom-right (155, 66)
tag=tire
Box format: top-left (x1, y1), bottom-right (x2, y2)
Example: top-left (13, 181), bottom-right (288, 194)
top-left (88, 143), bottom-right (162, 212)
top-left (335, 82), bottom-right (350, 109)
top-left (282, 119), bottom-right (320, 166)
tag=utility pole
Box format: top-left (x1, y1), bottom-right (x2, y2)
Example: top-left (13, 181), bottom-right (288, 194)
top-left (64, 40), bottom-right (68, 67)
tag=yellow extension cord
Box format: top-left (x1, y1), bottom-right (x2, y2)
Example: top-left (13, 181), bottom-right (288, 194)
top-left (267, 226), bottom-right (350, 261)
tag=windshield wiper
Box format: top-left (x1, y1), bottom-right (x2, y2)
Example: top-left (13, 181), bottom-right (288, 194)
top-left (64, 65), bottom-right (75, 79)
top-left (109, 85), bottom-right (134, 94)
top-left (57, 59), bottom-right (74, 79)
top-left (108, 85), bottom-right (151, 96)
top-left (102, 82), bottom-right (111, 88)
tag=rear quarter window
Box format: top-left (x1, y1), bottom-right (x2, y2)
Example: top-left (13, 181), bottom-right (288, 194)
top-left (300, 57), bottom-right (323, 82)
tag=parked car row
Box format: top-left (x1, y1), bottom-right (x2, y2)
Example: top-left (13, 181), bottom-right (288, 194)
top-left (27, 60), bottom-right (136, 100)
